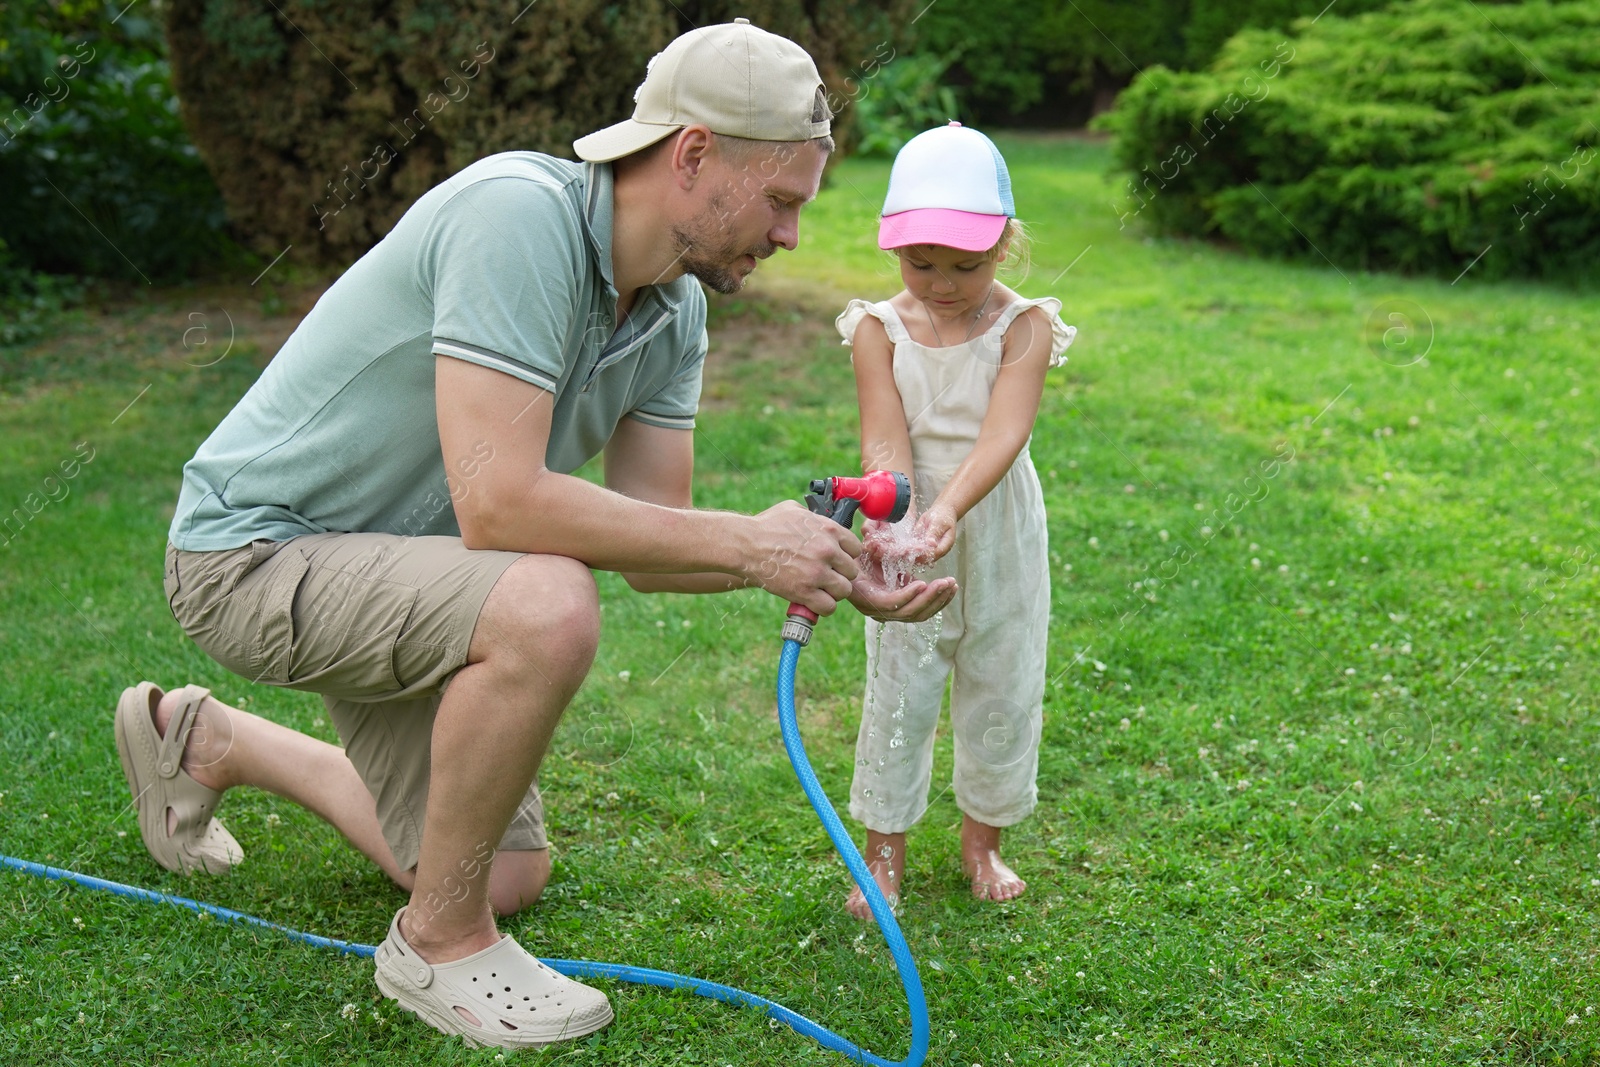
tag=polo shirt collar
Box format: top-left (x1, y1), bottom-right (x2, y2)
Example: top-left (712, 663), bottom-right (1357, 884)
top-left (582, 161), bottom-right (617, 294)
top-left (582, 160), bottom-right (691, 314)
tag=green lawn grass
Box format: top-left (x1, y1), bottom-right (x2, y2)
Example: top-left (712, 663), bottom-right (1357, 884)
top-left (3, 132), bottom-right (1599, 1065)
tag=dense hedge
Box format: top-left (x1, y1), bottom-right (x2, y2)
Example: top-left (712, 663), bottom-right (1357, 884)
top-left (0, 2), bottom-right (237, 285)
top-left (911, 0), bottom-right (1389, 124)
top-left (1096, 0), bottom-right (1600, 280)
top-left (163, 0), bottom-right (914, 265)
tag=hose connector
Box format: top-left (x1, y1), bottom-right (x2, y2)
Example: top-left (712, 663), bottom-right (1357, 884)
top-left (782, 606), bottom-right (816, 646)
top-left (781, 617), bottom-right (814, 645)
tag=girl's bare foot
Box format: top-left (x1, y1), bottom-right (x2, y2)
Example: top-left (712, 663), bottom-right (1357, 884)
top-left (961, 815), bottom-right (1025, 902)
top-left (846, 830), bottom-right (905, 921)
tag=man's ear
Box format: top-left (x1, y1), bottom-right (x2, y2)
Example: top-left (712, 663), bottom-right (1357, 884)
top-left (670, 125), bottom-right (714, 190)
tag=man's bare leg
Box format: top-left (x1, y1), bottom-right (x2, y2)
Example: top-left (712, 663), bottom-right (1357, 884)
top-left (396, 555), bottom-right (599, 962)
top-left (148, 692), bottom-right (552, 913)
top-left (150, 688), bottom-right (400, 873)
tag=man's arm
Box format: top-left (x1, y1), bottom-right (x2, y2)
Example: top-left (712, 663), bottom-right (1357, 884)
top-left (599, 415), bottom-right (960, 622)
top-left (602, 415), bottom-right (748, 594)
top-left (437, 356), bottom-right (857, 616)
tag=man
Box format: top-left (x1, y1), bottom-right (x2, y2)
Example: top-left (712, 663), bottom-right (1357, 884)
top-left (114, 19), bottom-right (954, 1050)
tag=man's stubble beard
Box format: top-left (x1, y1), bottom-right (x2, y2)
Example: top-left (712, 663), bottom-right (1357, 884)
top-left (672, 189), bottom-right (774, 295)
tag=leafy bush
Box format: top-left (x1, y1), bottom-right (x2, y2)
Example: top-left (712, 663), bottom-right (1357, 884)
top-left (851, 52), bottom-right (962, 158)
top-left (161, 0), bottom-right (917, 265)
top-left (0, 1), bottom-right (239, 284)
top-left (911, 0), bottom-right (1390, 124)
top-left (0, 237), bottom-right (83, 347)
top-left (1095, 0), bottom-right (1600, 280)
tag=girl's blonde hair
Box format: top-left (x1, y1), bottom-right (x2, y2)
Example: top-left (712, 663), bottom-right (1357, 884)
top-left (988, 218), bottom-right (1032, 280)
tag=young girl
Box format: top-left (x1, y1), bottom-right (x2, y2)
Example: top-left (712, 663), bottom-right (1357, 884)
top-left (836, 122), bottom-right (1074, 918)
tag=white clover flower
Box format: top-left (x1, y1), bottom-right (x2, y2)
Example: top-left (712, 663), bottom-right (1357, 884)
top-left (340, 1003), bottom-right (358, 1020)
top-left (618, 670), bottom-right (631, 682)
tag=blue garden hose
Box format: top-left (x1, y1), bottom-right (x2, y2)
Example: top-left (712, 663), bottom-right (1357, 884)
top-left (0, 636), bottom-right (929, 1066)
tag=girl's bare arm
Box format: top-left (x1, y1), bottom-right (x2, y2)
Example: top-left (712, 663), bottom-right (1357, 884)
top-left (917, 306), bottom-right (1054, 558)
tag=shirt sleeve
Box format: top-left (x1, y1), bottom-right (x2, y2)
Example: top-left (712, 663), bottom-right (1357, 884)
top-left (629, 323), bottom-right (706, 431)
top-left (421, 175), bottom-right (586, 393)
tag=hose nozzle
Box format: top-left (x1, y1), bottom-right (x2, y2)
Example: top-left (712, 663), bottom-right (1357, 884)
top-left (784, 470), bottom-right (912, 644)
top-left (804, 470), bottom-right (911, 529)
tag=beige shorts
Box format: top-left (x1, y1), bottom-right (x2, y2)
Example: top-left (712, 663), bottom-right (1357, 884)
top-left (163, 532), bottom-right (544, 871)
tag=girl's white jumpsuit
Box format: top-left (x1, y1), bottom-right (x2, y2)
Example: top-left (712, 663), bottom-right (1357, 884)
top-left (836, 296), bottom-right (1075, 834)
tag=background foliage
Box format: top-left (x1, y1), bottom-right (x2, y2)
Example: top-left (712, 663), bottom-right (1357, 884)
top-left (160, 0), bottom-right (916, 265)
top-left (1095, 0), bottom-right (1600, 280)
top-left (0, 0), bottom-right (238, 293)
top-left (849, 51), bottom-right (961, 158)
top-left (910, 0), bottom-right (1391, 124)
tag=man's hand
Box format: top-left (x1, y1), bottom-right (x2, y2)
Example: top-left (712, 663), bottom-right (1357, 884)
top-left (741, 501), bottom-right (861, 616)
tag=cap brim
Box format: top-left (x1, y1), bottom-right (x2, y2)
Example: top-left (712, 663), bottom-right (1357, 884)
top-left (878, 209), bottom-right (1007, 252)
top-left (573, 118), bottom-right (683, 163)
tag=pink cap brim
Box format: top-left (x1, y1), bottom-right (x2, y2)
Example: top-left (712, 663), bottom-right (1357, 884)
top-left (878, 208), bottom-right (1008, 252)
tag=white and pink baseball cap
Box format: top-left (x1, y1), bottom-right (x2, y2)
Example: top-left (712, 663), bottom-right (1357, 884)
top-left (878, 121), bottom-right (1014, 252)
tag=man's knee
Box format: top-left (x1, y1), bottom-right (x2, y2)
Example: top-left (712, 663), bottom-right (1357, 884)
top-left (476, 555), bottom-right (601, 673)
top-left (489, 848), bottom-right (550, 916)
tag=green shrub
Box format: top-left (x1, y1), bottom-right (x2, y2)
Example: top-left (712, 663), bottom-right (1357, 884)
top-left (851, 52), bottom-right (962, 158)
top-left (0, 237), bottom-right (83, 347)
top-left (910, 0), bottom-right (1389, 124)
top-left (1096, 0), bottom-right (1600, 280)
top-left (162, 0), bottom-right (916, 265)
top-left (0, 1), bottom-right (239, 283)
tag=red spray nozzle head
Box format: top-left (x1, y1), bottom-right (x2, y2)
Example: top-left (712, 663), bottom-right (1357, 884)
top-left (808, 471), bottom-right (911, 526)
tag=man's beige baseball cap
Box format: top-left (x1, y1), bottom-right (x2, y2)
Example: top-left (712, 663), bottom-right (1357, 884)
top-left (573, 18), bottom-right (830, 163)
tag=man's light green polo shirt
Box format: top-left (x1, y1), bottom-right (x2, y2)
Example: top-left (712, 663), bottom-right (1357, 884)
top-left (169, 153), bottom-right (707, 551)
